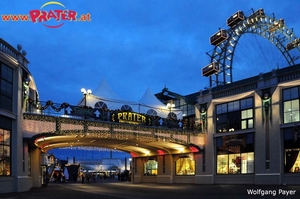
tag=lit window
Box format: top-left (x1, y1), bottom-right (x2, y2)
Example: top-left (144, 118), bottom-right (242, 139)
top-left (284, 100), bottom-right (299, 123)
top-left (285, 149), bottom-right (300, 173)
top-left (176, 156), bottom-right (195, 175)
top-left (283, 87), bottom-right (300, 124)
top-left (241, 109), bottom-right (253, 129)
top-left (216, 97), bottom-right (254, 132)
top-left (216, 134), bottom-right (254, 175)
top-left (144, 159), bottom-right (157, 176)
top-left (0, 116), bottom-right (12, 176)
top-left (283, 128), bottom-right (300, 173)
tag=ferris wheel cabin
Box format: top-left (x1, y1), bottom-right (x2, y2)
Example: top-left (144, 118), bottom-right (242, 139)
top-left (210, 30), bottom-right (228, 46)
top-left (202, 62), bottom-right (220, 77)
top-left (247, 8), bottom-right (265, 24)
top-left (227, 10), bottom-right (245, 28)
top-left (249, 8), bottom-right (265, 19)
top-left (269, 19), bottom-right (285, 32)
top-left (286, 38), bottom-right (300, 51)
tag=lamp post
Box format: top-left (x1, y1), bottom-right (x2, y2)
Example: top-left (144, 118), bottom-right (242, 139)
top-left (129, 158), bottom-right (132, 182)
top-left (167, 101), bottom-right (175, 119)
top-left (129, 157), bottom-right (132, 172)
top-left (81, 88), bottom-right (92, 107)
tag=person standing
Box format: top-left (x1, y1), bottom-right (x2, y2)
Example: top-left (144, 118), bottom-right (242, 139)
top-left (72, 172), bottom-right (76, 182)
top-left (81, 172), bottom-right (85, 183)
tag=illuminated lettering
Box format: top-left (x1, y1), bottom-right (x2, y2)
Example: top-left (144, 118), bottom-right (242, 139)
top-left (132, 113), bottom-right (136, 120)
top-left (117, 113), bottom-right (122, 120)
top-left (137, 115), bottom-right (141, 122)
top-left (115, 112), bottom-right (148, 125)
top-left (122, 112), bottom-right (127, 120)
top-left (128, 113), bottom-right (132, 121)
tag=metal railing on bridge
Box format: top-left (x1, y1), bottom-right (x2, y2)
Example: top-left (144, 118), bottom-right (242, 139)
top-left (24, 100), bottom-right (201, 131)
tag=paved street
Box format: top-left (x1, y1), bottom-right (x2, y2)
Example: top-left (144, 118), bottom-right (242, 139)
top-left (1, 179), bottom-right (300, 199)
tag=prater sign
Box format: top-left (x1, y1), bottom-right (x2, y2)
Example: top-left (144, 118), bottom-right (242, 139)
top-left (111, 111), bottom-right (151, 125)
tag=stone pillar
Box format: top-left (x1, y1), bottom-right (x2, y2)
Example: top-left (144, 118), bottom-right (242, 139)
top-left (132, 157), bottom-right (142, 183)
top-left (30, 147), bottom-right (42, 187)
top-left (157, 154), bottom-right (173, 183)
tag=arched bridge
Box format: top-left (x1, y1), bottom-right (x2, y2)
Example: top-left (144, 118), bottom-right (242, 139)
top-left (22, 112), bottom-right (204, 157)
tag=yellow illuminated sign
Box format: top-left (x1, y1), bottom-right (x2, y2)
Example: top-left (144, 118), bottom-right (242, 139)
top-left (111, 111), bottom-right (150, 125)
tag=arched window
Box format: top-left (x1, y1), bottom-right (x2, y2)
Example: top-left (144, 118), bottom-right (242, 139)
top-left (121, 105), bottom-right (132, 111)
top-left (168, 112), bottom-right (177, 120)
top-left (94, 101), bottom-right (108, 109)
top-left (94, 101), bottom-right (109, 120)
top-left (147, 109), bottom-right (157, 116)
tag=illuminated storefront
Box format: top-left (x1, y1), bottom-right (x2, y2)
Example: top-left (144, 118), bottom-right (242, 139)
top-left (216, 133), bottom-right (254, 174)
top-left (195, 63), bottom-right (300, 185)
top-left (282, 86), bottom-right (300, 173)
top-left (175, 156), bottom-right (195, 175)
top-left (144, 158), bottom-right (158, 175)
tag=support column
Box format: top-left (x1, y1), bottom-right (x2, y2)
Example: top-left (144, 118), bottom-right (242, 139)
top-left (132, 157), bottom-right (142, 183)
top-left (30, 147), bottom-right (42, 188)
top-left (157, 154), bottom-right (173, 183)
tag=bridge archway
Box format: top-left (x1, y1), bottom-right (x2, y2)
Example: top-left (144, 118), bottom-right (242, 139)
top-left (24, 113), bottom-right (204, 184)
top-left (24, 113), bottom-right (204, 157)
top-left (32, 133), bottom-right (197, 157)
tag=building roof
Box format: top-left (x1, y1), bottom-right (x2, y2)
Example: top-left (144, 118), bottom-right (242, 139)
top-left (93, 79), bottom-right (122, 100)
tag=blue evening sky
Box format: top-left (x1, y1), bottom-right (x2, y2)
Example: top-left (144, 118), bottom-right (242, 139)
top-left (1, 0), bottom-right (299, 105)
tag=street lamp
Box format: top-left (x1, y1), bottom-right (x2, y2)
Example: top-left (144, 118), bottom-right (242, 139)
top-left (167, 101), bottom-right (175, 119)
top-left (129, 158), bottom-right (132, 182)
top-left (129, 158), bottom-right (132, 171)
top-left (81, 88), bottom-right (92, 106)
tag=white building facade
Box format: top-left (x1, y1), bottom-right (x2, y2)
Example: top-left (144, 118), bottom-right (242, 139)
top-left (196, 65), bottom-right (300, 185)
top-left (0, 38), bottom-right (39, 193)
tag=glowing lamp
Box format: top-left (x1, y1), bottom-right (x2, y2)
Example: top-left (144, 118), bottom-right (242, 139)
top-left (157, 149), bottom-right (165, 155)
top-left (130, 152), bottom-right (138, 157)
top-left (189, 146), bottom-right (199, 152)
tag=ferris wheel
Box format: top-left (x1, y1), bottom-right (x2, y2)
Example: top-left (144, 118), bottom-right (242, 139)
top-left (202, 8), bottom-right (300, 87)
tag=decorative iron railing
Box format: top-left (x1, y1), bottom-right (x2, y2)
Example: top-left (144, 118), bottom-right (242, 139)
top-left (24, 100), bottom-right (200, 131)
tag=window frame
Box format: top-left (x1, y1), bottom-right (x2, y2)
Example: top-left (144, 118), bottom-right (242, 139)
top-left (282, 87), bottom-right (300, 124)
top-left (0, 63), bottom-right (13, 112)
top-left (144, 158), bottom-right (158, 176)
top-left (0, 116), bottom-right (12, 176)
top-left (216, 133), bottom-right (254, 175)
top-left (283, 128), bottom-right (300, 173)
top-left (216, 97), bottom-right (254, 133)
